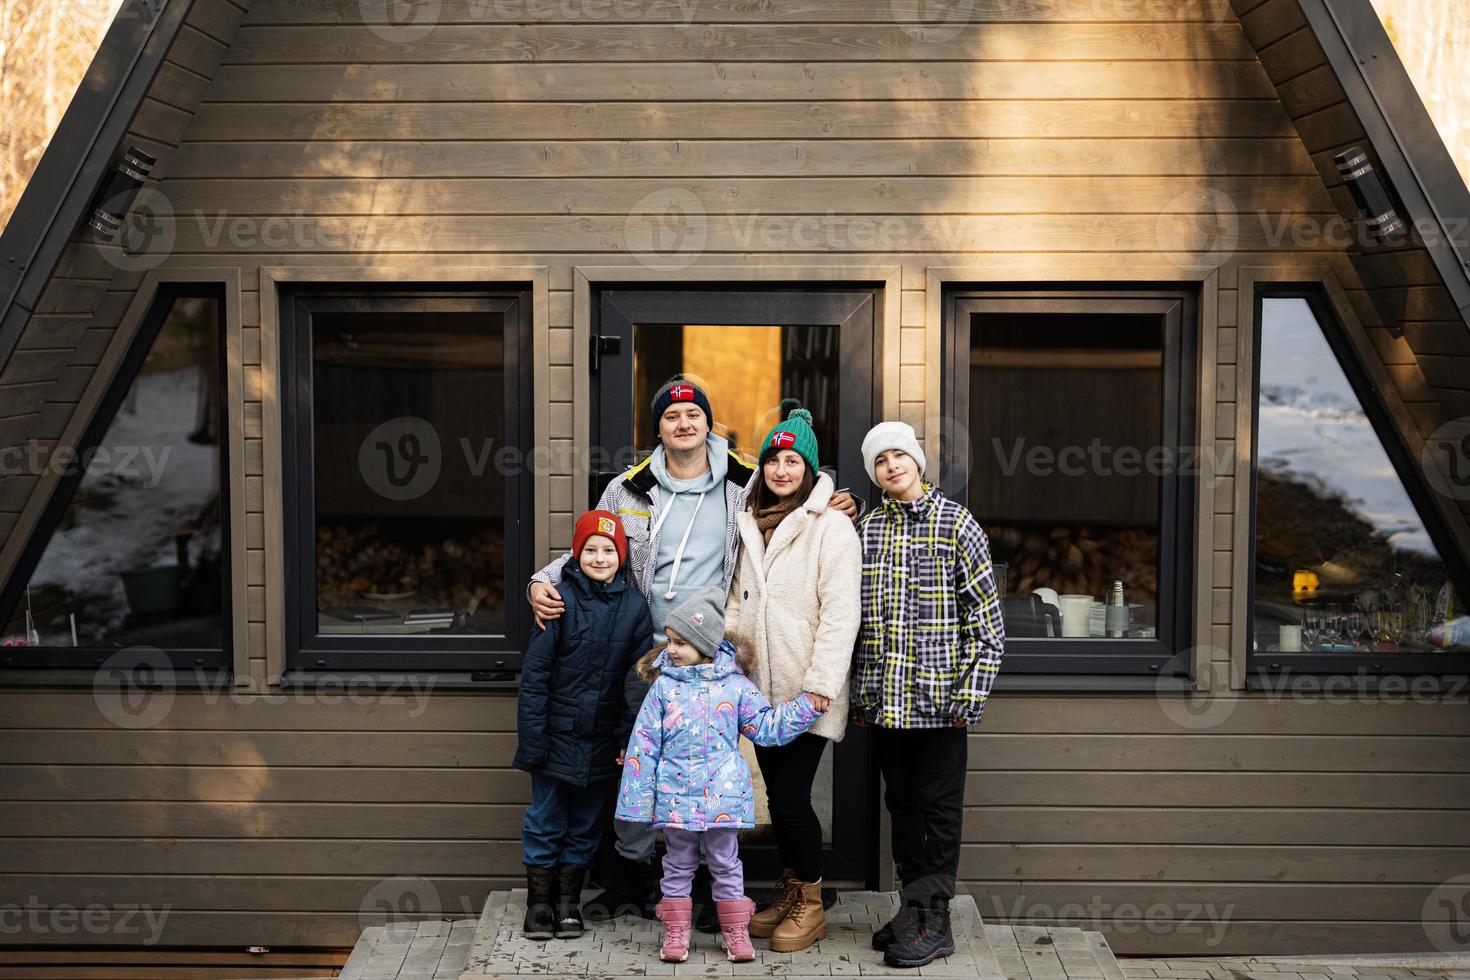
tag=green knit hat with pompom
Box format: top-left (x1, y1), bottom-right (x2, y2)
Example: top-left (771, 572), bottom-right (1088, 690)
top-left (759, 405), bottom-right (819, 474)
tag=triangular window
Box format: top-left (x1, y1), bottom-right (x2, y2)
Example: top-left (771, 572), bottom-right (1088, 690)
top-left (1, 288), bottom-right (229, 666)
top-left (1250, 297), bottom-right (1469, 659)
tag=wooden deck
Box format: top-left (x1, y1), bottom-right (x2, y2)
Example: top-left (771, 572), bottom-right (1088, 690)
top-left (338, 890), bottom-right (1470, 980)
top-left (340, 889), bottom-right (1090, 980)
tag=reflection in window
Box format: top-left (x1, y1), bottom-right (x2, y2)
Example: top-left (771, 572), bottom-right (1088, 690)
top-left (5, 296), bottom-right (226, 649)
top-left (968, 312), bottom-right (1163, 640)
top-left (1253, 298), bottom-right (1468, 654)
top-left (632, 324), bottom-right (839, 465)
top-left (311, 311), bottom-right (506, 636)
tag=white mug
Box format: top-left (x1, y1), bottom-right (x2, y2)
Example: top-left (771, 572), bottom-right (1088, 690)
top-left (1279, 625), bottom-right (1302, 652)
top-left (1058, 595), bottom-right (1094, 638)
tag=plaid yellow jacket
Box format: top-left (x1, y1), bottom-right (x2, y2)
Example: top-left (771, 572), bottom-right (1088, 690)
top-left (853, 482), bottom-right (1005, 728)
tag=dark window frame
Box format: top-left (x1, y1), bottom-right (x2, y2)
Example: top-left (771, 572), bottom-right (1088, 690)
top-left (591, 283), bottom-right (882, 887)
top-left (279, 284), bottom-right (534, 674)
top-left (1246, 285), bottom-right (1470, 679)
top-left (940, 285), bottom-right (1199, 677)
top-left (592, 285), bottom-right (881, 505)
top-left (0, 284), bottom-right (233, 673)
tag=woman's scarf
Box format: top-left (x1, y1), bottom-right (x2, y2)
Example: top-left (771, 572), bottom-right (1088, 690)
top-left (753, 494), bottom-right (801, 544)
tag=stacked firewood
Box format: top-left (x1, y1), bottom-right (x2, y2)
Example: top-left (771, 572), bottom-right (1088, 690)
top-left (986, 524), bottom-right (1159, 603)
top-left (316, 523), bottom-right (504, 613)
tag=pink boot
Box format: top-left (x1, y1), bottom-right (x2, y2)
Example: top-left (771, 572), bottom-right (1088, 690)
top-left (716, 898), bottom-right (757, 962)
top-left (655, 897), bottom-right (693, 962)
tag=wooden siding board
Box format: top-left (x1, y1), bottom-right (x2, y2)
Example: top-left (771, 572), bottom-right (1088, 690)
top-left (245, 0), bottom-right (1241, 24)
top-left (205, 61), bottom-right (1280, 102)
top-left (1256, 25), bottom-right (1326, 82)
top-left (1238, 0), bottom-right (1308, 50)
top-left (184, 100), bottom-right (1300, 141)
top-left (169, 138), bottom-right (1318, 180)
top-left (152, 213), bottom-right (1342, 255)
top-left (222, 23), bottom-right (1259, 64)
top-left (156, 175), bottom-right (1334, 217)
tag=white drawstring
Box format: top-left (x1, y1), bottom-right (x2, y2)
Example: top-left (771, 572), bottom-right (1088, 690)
top-left (656, 489), bottom-right (709, 600)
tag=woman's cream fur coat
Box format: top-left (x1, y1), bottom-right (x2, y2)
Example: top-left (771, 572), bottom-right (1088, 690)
top-left (724, 471), bottom-right (862, 742)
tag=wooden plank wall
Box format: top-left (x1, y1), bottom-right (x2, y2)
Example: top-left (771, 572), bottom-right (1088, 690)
top-left (0, 0), bottom-right (1467, 958)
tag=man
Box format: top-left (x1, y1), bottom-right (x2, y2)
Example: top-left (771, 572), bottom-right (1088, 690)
top-left (528, 379), bottom-right (860, 921)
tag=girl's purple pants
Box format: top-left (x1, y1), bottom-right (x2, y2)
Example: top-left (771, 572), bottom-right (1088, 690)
top-left (661, 827), bottom-right (745, 901)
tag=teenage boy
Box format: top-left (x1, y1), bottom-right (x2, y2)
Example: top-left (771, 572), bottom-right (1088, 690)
top-left (852, 421), bottom-right (1006, 969)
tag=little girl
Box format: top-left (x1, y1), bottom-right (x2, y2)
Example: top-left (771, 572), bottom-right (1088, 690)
top-left (515, 510), bottom-right (653, 941)
top-left (615, 588), bottom-right (823, 963)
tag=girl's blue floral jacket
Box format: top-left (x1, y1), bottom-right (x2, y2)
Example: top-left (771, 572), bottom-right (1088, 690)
top-left (615, 638), bottom-right (819, 831)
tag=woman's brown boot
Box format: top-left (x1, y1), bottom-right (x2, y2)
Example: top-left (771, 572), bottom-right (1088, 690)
top-left (748, 869), bottom-right (799, 938)
top-left (769, 879), bottom-right (825, 952)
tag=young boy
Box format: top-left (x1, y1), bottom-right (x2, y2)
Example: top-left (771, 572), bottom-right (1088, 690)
top-left (852, 421), bottom-right (1006, 968)
top-left (515, 510), bottom-right (654, 940)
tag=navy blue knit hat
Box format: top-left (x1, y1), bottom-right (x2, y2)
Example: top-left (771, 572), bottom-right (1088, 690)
top-left (651, 379), bottom-right (713, 435)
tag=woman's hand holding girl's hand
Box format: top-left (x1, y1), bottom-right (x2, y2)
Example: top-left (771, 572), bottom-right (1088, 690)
top-left (805, 693), bottom-right (831, 713)
top-left (616, 749), bottom-right (626, 766)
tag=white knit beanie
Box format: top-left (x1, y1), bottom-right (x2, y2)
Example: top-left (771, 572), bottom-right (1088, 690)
top-left (861, 421), bottom-right (926, 487)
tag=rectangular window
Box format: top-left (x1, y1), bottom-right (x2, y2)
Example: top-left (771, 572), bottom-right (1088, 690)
top-left (0, 287), bottom-right (231, 671)
top-left (942, 288), bottom-right (1198, 675)
top-left (1247, 293), bottom-right (1470, 677)
top-left (280, 287), bottom-right (533, 673)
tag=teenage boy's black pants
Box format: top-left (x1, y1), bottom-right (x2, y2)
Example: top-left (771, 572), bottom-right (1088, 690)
top-left (872, 725), bottom-right (968, 905)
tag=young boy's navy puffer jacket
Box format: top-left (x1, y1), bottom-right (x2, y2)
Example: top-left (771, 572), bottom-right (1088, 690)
top-left (514, 565), bottom-right (654, 786)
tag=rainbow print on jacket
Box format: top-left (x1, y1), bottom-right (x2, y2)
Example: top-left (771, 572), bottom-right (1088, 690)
top-left (614, 639), bottom-right (819, 832)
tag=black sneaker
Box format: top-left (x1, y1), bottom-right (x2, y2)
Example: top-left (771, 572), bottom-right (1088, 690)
top-left (871, 903), bottom-right (919, 952)
top-left (522, 864), bottom-right (556, 940)
top-left (581, 854), bottom-right (658, 922)
top-left (883, 902), bottom-right (955, 968)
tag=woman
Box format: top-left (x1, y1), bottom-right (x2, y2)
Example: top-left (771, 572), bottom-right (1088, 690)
top-left (723, 407), bottom-right (862, 952)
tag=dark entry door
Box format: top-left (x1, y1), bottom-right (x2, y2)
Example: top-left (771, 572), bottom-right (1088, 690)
top-left (591, 286), bottom-right (880, 885)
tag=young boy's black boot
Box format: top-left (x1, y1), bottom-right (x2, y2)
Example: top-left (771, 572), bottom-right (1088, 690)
top-left (882, 898), bottom-right (955, 968)
top-left (523, 864), bottom-right (557, 940)
top-left (554, 865), bottom-right (588, 938)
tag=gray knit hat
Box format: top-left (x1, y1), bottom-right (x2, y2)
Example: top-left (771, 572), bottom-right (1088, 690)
top-left (664, 587), bottom-right (726, 658)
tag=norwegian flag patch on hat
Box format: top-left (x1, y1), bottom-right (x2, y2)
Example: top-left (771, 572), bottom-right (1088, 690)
top-left (771, 431), bottom-right (797, 449)
top-left (670, 384), bottom-right (694, 401)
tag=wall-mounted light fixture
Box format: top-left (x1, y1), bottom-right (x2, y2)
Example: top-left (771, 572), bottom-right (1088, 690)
top-left (87, 147), bottom-right (157, 240)
top-left (1334, 146), bottom-right (1407, 244)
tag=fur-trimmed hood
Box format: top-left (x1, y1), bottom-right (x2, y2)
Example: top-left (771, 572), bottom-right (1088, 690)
top-left (636, 633), bottom-right (756, 684)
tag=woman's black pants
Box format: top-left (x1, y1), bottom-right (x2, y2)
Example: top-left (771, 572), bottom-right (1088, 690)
top-left (753, 732), bottom-right (828, 883)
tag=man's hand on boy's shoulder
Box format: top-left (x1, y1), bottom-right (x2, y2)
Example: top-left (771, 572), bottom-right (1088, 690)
top-left (831, 489), bottom-right (863, 522)
top-left (529, 581), bottom-right (565, 628)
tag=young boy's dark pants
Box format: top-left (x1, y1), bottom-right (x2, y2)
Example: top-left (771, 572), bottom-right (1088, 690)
top-left (873, 726), bottom-right (967, 905)
top-left (523, 772), bottom-right (605, 869)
